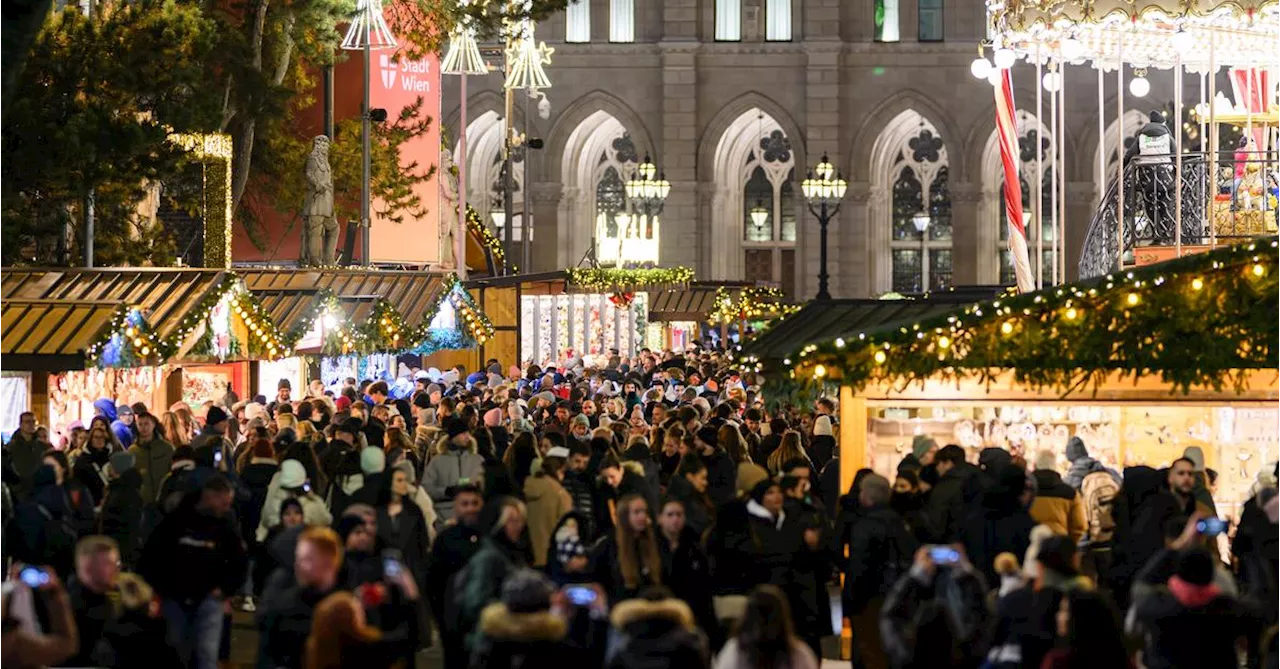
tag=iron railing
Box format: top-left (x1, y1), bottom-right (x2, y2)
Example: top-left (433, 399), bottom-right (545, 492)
top-left (1079, 151), bottom-right (1278, 278)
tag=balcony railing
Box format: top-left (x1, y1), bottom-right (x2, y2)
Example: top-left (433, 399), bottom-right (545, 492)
top-left (1079, 151), bottom-right (1278, 278)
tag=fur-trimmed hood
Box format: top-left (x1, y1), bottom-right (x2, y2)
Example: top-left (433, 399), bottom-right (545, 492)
top-left (609, 597), bottom-right (697, 631)
top-left (478, 602), bottom-right (568, 641)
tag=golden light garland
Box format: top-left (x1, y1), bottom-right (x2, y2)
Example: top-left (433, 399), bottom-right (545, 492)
top-left (86, 306), bottom-right (166, 367)
top-left (709, 286), bottom-right (800, 325)
top-left (782, 238), bottom-right (1279, 396)
top-left (169, 133), bottom-right (232, 268)
top-left (466, 205), bottom-right (507, 270)
top-left (565, 266), bottom-right (695, 293)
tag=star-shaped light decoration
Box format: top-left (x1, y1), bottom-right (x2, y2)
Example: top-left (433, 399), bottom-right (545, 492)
top-left (503, 25), bottom-right (553, 90)
top-left (341, 0), bottom-right (397, 50)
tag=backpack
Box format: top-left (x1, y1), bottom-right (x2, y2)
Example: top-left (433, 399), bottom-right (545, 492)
top-left (1080, 470), bottom-right (1120, 544)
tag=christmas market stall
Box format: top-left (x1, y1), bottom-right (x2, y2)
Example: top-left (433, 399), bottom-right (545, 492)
top-left (241, 269), bottom-right (493, 394)
top-left (770, 239), bottom-right (1278, 521)
top-left (1, 268), bottom-right (289, 440)
top-left (467, 266), bottom-right (695, 368)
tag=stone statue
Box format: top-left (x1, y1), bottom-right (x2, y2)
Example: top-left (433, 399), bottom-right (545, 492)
top-left (439, 148), bottom-right (459, 269)
top-left (302, 135), bottom-right (337, 266)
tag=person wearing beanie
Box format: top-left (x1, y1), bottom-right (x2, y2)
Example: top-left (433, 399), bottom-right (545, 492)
top-left (1062, 435), bottom-right (1121, 490)
top-left (257, 458), bottom-right (331, 542)
top-left (896, 435), bottom-right (937, 475)
top-left (360, 446), bottom-right (386, 476)
top-left (422, 417), bottom-right (485, 525)
top-left (808, 415), bottom-right (836, 472)
top-left (1131, 546), bottom-right (1266, 669)
top-left (1028, 449), bottom-right (1087, 544)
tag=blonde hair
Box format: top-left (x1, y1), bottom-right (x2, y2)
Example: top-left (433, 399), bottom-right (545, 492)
top-left (160, 411), bottom-right (188, 446)
top-left (295, 420), bottom-right (317, 442)
top-left (304, 592), bottom-right (382, 669)
top-left (276, 413), bottom-right (298, 431)
top-left (767, 430), bottom-right (808, 475)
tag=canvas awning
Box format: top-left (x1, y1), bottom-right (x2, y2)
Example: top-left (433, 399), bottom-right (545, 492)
top-left (239, 269), bottom-right (447, 328)
top-left (649, 286), bottom-right (737, 322)
top-left (1, 268), bottom-right (231, 342)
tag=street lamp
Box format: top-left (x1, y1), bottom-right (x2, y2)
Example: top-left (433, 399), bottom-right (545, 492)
top-left (341, 0), bottom-right (397, 266)
top-left (622, 153), bottom-right (670, 265)
top-left (912, 210), bottom-right (931, 291)
top-left (749, 200), bottom-right (769, 230)
top-left (441, 21), bottom-right (489, 279)
top-left (801, 153), bottom-right (847, 300)
top-left (500, 12), bottom-right (553, 272)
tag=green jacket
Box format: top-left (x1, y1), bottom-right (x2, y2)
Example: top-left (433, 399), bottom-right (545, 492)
top-left (5, 433), bottom-right (46, 494)
top-left (128, 437), bottom-right (175, 504)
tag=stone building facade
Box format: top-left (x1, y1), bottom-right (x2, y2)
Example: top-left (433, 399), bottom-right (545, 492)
top-left (442, 0), bottom-right (1179, 299)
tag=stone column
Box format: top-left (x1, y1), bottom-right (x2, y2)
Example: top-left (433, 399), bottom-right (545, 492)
top-left (948, 181), bottom-right (983, 286)
top-left (842, 181), bottom-right (873, 297)
top-left (1063, 181), bottom-right (1098, 282)
top-left (529, 182), bottom-right (561, 272)
top-left (658, 41), bottom-right (699, 271)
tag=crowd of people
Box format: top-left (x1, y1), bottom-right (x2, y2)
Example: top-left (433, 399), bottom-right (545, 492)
top-left (1, 346), bottom-right (1277, 669)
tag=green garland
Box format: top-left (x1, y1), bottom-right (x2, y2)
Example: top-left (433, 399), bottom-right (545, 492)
top-left (86, 306), bottom-right (167, 368)
top-left (566, 266), bottom-right (695, 293)
top-left (709, 286), bottom-right (800, 325)
top-left (774, 239), bottom-right (1278, 396)
top-left (466, 205), bottom-right (507, 271)
top-left (414, 274), bottom-right (495, 345)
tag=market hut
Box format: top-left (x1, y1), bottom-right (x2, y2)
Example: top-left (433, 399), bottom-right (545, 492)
top-left (240, 269), bottom-right (494, 393)
top-left (774, 239), bottom-right (1278, 520)
top-left (0, 268), bottom-right (288, 438)
top-left (466, 266), bottom-right (696, 367)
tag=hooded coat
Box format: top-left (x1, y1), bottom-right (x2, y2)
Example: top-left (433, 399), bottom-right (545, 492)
top-left (1110, 465), bottom-right (1189, 599)
top-left (606, 597), bottom-right (710, 669)
top-left (99, 469), bottom-right (146, 566)
top-left (958, 466), bottom-right (1036, 588)
top-left (523, 473), bottom-right (573, 568)
top-left (470, 602), bottom-right (597, 669)
top-left (127, 435), bottom-right (174, 504)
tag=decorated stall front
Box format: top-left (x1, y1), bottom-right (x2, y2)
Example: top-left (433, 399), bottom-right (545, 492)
top-left (770, 239), bottom-right (1278, 521)
top-left (1, 268), bottom-right (289, 440)
top-left (242, 269), bottom-right (493, 394)
top-left (509, 267), bottom-right (695, 367)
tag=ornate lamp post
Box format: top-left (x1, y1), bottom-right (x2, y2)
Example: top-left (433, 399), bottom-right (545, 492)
top-left (341, 0), bottom-right (397, 266)
top-left (500, 9), bottom-right (552, 271)
top-left (800, 153), bottom-right (847, 300)
top-left (620, 153), bottom-right (670, 266)
top-left (441, 13), bottom-right (488, 279)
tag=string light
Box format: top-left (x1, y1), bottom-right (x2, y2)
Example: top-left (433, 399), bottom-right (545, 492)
top-left (1001, 320), bottom-right (1015, 335)
top-left (1064, 307), bottom-right (1078, 320)
top-left (1126, 293), bottom-right (1140, 306)
top-left (1192, 277), bottom-right (1204, 291)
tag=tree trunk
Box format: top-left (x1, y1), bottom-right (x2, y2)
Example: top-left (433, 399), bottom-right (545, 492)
top-left (230, 4), bottom-right (296, 217)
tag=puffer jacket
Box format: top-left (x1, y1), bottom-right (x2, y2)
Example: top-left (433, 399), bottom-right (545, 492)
top-left (523, 473), bottom-right (572, 567)
top-left (424, 446), bottom-right (485, 522)
top-left (128, 437), bottom-right (174, 504)
top-left (1028, 469), bottom-right (1087, 544)
top-left (256, 474), bottom-right (332, 542)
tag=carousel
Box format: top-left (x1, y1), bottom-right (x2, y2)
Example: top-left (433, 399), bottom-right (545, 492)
top-left (970, 0), bottom-right (1278, 281)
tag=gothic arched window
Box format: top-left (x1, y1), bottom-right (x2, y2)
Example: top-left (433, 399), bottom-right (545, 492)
top-left (887, 122), bottom-right (950, 293)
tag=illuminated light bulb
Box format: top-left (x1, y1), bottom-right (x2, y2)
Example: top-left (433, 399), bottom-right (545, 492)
top-left (1191, 277), bottom-right (1204, 291)
top-left (814, 364), bottom-right (827, 378)
top-left (1065, 307), bottom-right (1078, 320)
top-left (873, 350), bottom-right (887, 365)
top-left (140, 346), bottom-right (150, 356)
top-left (937, 336), bottom-right (951, 349)
top-left (1129, 75), bottom-right (1150, 97)
top-left (1170, 29), bottom-right (1193, 55)
top-left (133, 337), bottom-right (143, 347)
top-left (835, 337), bottom-right (845, 348)
top-left (1042, 71), bottom-right (1062, 92)
top-left (993, 48), bottom-right (1016, 69)
top-left (1252, 263), bottom-right (1266, 277)
top-left (1001, 321), bottom-right (1015, 335)
top-left (1060, 37), bottom-right (1084, 61)
top-left (1126, 292), bottom-right (1140, 306)
top-left (125, 327), bottom-right (136, 337)
top-left (970, 57), bottom-right (992, 80)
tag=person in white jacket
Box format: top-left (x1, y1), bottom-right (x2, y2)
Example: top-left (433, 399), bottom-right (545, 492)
top-left (256, 458), bottom-right (331, 542)
top-left (423, 418), bottom-right (485, 526)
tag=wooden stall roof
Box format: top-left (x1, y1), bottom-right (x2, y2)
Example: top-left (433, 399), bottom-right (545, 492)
top-left (1, 300), bottom-right (122, 358)
top-left (743, 287), bottom-right (1004, 360)
top-left (1, 268), bottom-right (230, 341)
top-left (239, 269), bottom-right (447, 327)
top-left (649, 284), bottom-right (744, 322)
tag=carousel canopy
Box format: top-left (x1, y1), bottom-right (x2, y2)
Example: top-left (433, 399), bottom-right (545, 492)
top-left (988, 0), bottom-right (1279, 71)
top-left (782, 238), bottom-right (1278, 395)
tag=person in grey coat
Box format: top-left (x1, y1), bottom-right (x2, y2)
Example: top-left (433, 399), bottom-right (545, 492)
top-left (1063, 436), bottom-right (1121, 490)
top-left (424, 417), bottom-right (485, 525)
